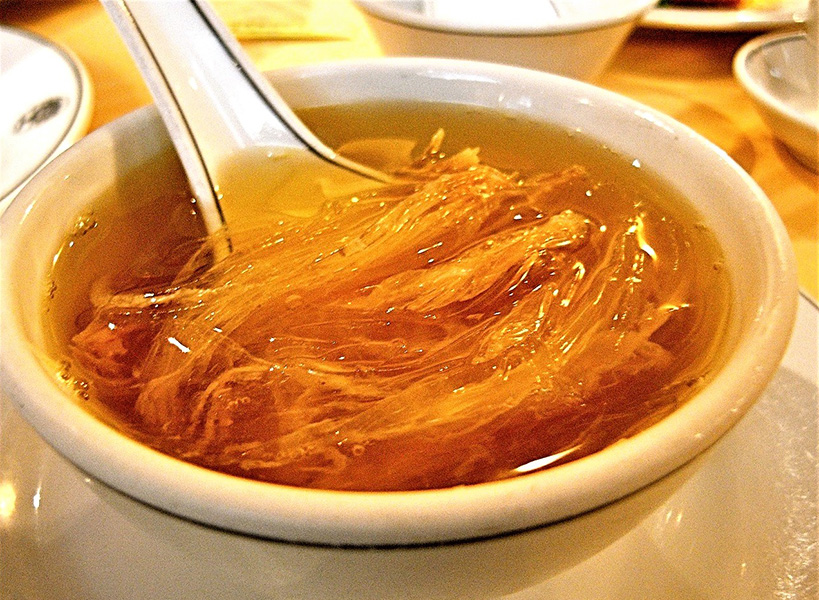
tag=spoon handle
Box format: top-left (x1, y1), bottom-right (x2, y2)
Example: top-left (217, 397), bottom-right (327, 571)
top-left (102, 0), bottom-right (383, 237)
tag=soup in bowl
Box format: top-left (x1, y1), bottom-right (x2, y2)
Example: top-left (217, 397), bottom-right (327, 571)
top-left (0, 59), bottom-right (797, 552)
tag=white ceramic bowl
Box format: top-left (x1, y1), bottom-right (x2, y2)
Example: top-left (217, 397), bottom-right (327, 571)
top-left (354, 0), bottom-right (658, 81)
top-left (0, 59), bottom-right (798, 557)
top-left (734, 31), bottom-right (819, 171)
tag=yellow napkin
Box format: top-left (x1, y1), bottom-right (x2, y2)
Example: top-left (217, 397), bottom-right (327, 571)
top-left (211, 0), bottom-right (354, 40)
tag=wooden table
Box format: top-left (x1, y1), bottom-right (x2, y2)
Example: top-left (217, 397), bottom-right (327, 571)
top-left (2, 0), bottom-right (817, 298)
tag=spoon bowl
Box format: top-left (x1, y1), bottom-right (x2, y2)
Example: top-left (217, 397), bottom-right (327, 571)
top-left (102, 0), bottom-right (387, 242)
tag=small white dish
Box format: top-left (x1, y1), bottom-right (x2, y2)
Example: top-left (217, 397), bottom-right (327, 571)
top-left (734, 31), bottom-right (819, 171)
top-left (642, 0), bottom-right (810, 31)
top-left (353, 0), bottom-right (659, 81)
top-left (0, 26), bottom-right (93, 211)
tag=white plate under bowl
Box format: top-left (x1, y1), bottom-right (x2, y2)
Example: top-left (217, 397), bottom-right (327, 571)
top-left (1, 293), bottom-right (814, 599)
top-left (734, 31), bottom-right (819, 171)
top-left (0, 25), bottom-right (93, 211)
top-left (642, 0), bottom-right (810, 31)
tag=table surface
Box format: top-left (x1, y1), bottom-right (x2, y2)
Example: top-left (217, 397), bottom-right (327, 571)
top-left (2, 0), bottom-right (817, 299)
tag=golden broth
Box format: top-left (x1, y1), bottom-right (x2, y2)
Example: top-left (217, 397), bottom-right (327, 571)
top-left (46, 102), bottom-right (732, 491)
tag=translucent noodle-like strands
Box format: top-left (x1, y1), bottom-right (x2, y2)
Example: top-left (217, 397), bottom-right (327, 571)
top-left (70, 135), bottom-right (714, 491)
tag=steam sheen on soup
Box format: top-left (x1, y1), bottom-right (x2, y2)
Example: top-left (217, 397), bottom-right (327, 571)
top-left (46, 102), bottom-right (731, 492)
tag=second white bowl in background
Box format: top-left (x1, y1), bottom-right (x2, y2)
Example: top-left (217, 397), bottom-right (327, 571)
top-left (734, 31), bottom-right (819, 171)
top-left (354, 0), bottom-right (658, 81)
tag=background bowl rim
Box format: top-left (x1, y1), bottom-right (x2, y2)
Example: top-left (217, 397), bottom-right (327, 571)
top-left (353, 0), bottom-right (659, 36)
top-left (733, 31), bottom-right (819, 133)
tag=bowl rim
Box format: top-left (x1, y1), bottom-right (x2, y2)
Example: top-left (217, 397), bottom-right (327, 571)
top-left (353, 0), bottom-right (659, 36)
top-left (0, 57), bottom-right (798, 547)
top-left (733, 31), bottom-right (819, 133)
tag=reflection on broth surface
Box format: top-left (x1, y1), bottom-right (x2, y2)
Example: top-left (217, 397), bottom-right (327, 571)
top-left (47, 103), bottom-right (732, 491)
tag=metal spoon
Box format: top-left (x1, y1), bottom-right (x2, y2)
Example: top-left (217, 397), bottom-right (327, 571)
top-left (102, 0), bottom-right (387, 252)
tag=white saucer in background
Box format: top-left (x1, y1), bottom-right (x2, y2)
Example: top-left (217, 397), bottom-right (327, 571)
top-left (0, 25), bottom-right (93, 212)
top-left (643, 0), bottom-right (809, 31)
